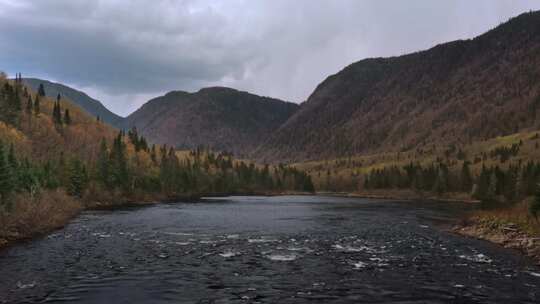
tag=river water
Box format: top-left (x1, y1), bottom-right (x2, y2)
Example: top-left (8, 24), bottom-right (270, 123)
top-left (1, 196), bottom-right (539, 303)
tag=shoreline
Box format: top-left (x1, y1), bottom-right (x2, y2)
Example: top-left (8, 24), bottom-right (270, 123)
top-left (453, 218), bottom-right (540, 265)
top-left (0, 190), bottom-right (314, 250)
top-left (322, 190), bottom-right (481, 204)
top-left (2, 191), bottom-right (538, 266)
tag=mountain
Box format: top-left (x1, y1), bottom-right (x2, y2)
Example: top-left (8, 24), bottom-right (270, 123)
top-left (22, 78), bottom-right (123, 127)
top-left (255, 11), bottom-right (540, 162)
top-left (124, 87), bottom-right (299, 156)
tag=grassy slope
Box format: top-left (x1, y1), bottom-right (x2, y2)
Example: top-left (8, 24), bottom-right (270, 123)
top-left (295, 130), bottom-right (540, 236)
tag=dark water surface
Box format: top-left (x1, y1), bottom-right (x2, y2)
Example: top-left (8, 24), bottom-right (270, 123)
top-left (1, 196), bottom-right (539, 303)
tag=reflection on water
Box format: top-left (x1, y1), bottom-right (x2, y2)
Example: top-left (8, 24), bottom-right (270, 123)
top-left (0, 196), bottom-right (539, 303)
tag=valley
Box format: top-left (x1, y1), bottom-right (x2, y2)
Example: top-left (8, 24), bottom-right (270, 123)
top-left (2, 5), bottom-right (540, 303)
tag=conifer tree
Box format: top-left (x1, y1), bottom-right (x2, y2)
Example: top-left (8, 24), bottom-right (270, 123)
top-left (68, 158), bottom-right (86, 197)
top-left (460, 161), bottom-right (473, 192)
top-left (25, 95), bottom-right (32, 115)
top-left (486, 172), bottom-right (498, 200)
top-left (97, 138), bottom-right (109, 186)
top-left (150, 144), bottom-right (157, 164)
top-left (532, 184), bottom-right (540, 221)
top-left (38, 83), bottom-right (46, 97)
top-left (0, 142), bottom-right (13, 206)
top-left (33, 95), bottom-right (40, 116)
top-left (52, 101), bottom-right (63, 125)
top-left (110, 132), bottom-right (129, 190)
top-left (64, 109), bottom-right (71, 125)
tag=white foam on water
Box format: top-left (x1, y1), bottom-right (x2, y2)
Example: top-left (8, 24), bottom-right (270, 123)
top-left (453, 284), bottom-right (465, 288)
top-left (226, 234), bottom-right (239, 239)
top-left (16, 281), bottom-right (36, 289)
top-left (333, 244), bottom-right (376, 253)
top-left (219, 250), bottom-right (240, 258)
top-left (92, 233), bottom-right (111, 238)
top-left (353, 261), bottom-right (367, 269)
top-left (369, 257), bottom-right (390, 266)
top-left (199, 240), bottom-right (216, 244)
top-left (287, 246), bottom-right (312, 253)
top-left (248, 238), bottom-right (278, 243)
top-left (459, 253), bottom-right (492, 264)
top-left (527, 271), bottom-right (540, 277)
top-left (266, 253), bottom-right (297, 261)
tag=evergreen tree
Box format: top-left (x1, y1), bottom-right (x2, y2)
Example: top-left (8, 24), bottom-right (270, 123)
top-left (97, 138), bottom-right (109, 186)
top-left (33, 95), bottom-right (40, 116)
top-left (25, 95), bottom-right (32, 115)
top-left (532, 184), bottom-right (540, 221)
top-left (109, 132), bottom-right (129, 190)
top-left (52, 101), bottom-right (63, 125)
top-left (0, 142), bottom-right (13, 206)
top-left (486, 172), bottom-right (498, 200)
top-left (64, 109), bottom-right (71, 125)
top-left (150, 144), bottom-right (157, 164)
top-left (38, 83), bottom-right (46, 97)
top-left (432, 167), bottom-right (448, 194)
top-left (460, 161), bottom-right (473, 192)
top-left (67, 158), bottom-right (87, 197)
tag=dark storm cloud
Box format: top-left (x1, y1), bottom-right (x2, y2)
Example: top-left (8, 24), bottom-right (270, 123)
top-left (1, 0), bottom-right (540, 115)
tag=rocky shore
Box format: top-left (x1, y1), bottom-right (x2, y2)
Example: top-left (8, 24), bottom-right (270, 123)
top-left (454, 217), bottom-right (540, 265)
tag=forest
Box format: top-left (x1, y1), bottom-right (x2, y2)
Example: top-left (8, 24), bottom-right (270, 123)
top-left (0, 74), bottom-right (314, 246)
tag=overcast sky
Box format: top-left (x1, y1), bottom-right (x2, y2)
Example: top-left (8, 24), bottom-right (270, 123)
top-left (1, 0), bottom-right (540, 116)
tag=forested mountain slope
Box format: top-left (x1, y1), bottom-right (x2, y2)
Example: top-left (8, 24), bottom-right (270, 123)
top-left (255, 11), bottom-right (540, 162)
top-left (124, 87), bottom-right (299, 156)
top-left (22, 78), bottom-right (124, 127)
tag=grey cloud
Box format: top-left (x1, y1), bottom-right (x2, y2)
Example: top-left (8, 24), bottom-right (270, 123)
top-left (1, 0), bottom-right (540, 116)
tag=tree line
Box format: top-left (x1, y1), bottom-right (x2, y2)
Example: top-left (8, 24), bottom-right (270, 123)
top-left (363, 160), bottom-right (540, 218)
top-left (0, 77), bottom-right (314, 210)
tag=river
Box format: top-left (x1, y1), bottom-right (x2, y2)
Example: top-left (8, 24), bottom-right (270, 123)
top-left (1, 196), bottom-right (539, 303)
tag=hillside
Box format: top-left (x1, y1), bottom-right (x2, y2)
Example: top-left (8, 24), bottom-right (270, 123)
top-left (124, 87), bottom-right (299, 156)
top-left (0, 74), bottom-right (313, 247)
top-left (255, 11), bottom-right (540, 162)
top-left (22, 78), bottom-right (123, 127)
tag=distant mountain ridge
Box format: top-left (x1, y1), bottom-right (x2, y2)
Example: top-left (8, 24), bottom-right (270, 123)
top-left (22, 78), bottom-right (123, 127)
top-left (254, 10), bottom-right (540, 162)
top-left (123, 86), bottom-right (299, 156)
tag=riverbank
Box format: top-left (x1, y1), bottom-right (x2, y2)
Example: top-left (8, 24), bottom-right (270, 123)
top-left (454, 217), bottom-right (540, 265)
top-left (331, 189), bottom-right (481, 204)
top-left (0, 190), bottom-right (314, 250)
top-left (0, 190), bottom-right (82, 249)
top-left (453, 198), bottom-right (540, 265)
top-left (326, 190), bottom-right (540, 264)
top-left (0, 190), bottom-right (177, 250)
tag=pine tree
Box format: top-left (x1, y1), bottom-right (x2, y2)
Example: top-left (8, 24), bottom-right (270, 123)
top-left (474, 165), bottom-right (489, 199)
top-left (486, 171), bottom-right (498, 201)
top-left (38, 83), bottom-right (46, 97)
top-left (109, 132), bottom-right (129, 190)
top-left (150, 144), bottom-right (157, 164)
top-left (532, 184), bottom-right (540, 221)
top-left (64, 109), bottom-right (71, 125)
top-left (432, 167), bottom-right (447, 194)
top-left (97, 138), bottom-right (109, 186)
top-left (25, 95), bottom-right (32, 115)
top-left (52, 101), bottom-right (63, 125)
top-left (33, 95), bottom-right (40, 116)
top-left (460, 161), bottom-right (473, 192)
top-left (67, 158), bottom-right (86, 197)
top-left (0, 142), bottom-right (13, 206)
